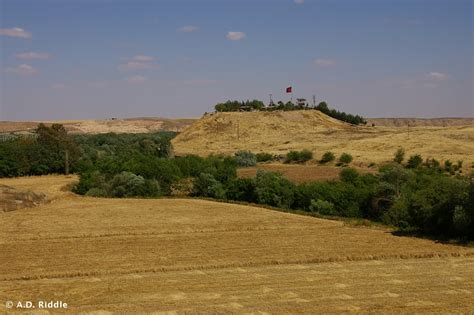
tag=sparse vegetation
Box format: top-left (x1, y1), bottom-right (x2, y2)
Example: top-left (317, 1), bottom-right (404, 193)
top-left (285, 149), bottom-right (313, 164)
top-left (407, 154), bottom-right (423, 169)
top-left (393, 147), bottom-right (405, 164)
top-left (256, 152), bottom-right (274, 162)
top-left (338, 152), bottom-right (353, 165)
top-left (320, 151), bottom-right (335, 164)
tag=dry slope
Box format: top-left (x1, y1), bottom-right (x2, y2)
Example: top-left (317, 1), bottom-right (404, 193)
top-left (0, 117), bottom-right (196, 134)
top-left (172, 110), bottom-right (474, 166)
top-left (1, 175), bottom-right (473, 314)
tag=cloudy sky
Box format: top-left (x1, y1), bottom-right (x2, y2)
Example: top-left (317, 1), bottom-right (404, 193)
top-left (0, 0), bottom-right (472, 120)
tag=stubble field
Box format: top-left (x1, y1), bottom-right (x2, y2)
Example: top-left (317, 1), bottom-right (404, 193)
top-left (1, 176), bottom-right (473, 314)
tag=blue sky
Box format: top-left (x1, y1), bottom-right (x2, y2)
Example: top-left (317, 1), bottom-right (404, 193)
top-left (0, 0), bottom-right (472, 120)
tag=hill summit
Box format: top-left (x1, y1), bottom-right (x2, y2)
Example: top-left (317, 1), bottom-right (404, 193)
top-left (171, 110), bottom-right (474, 167)
top-left (172, 110), bottom-right (355, 156)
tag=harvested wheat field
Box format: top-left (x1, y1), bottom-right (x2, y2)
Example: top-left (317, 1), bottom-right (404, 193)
top-left (172, 111), bottom-right (474, 168)
top-left (1, 175), bottom-right (473, 314)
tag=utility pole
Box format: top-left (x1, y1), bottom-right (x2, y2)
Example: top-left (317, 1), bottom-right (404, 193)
top-left (313, 94), bottom-right (316, 107)
top-left (269, 93), bottom-right (273, 106)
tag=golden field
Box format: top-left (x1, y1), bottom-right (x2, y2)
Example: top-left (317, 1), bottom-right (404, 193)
top-left (0, 117), bottom-right (196, 134)
top-left (1, 175), bottom-right (473, 314)
top-left (172, 111), bottom-right (474, 168)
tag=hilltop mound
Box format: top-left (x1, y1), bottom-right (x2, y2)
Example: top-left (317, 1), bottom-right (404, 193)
top-left (172, 110), bottom-right (474, 167)
top-left (172, 110), bottom-right (354, 156)
top-left (0, 185), bottom-right (47, 212)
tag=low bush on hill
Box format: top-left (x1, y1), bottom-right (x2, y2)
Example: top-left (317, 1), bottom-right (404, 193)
top-left (285, 150), bottom-right (313, 164)
top-left (256, 152), bottom-right (274, 162)
top-left (320, 151), bottom-right (335, 164)
top-left (234, 150), bottom-right (257, 167)
top-left (338, 153), bottom-right (353, 165)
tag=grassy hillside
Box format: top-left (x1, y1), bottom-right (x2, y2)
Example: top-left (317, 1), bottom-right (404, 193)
top-left (172, 110), bottom-right (474, 167)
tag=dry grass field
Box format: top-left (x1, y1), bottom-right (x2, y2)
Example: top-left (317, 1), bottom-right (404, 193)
top-left (0, 117), bottom-right (196, 134)
top-left (1, 175), bottom-right (473, 314)
top-left (172, 111), bottom-right (474, 168)
top-left (237, 163), bottom-right (376, 183)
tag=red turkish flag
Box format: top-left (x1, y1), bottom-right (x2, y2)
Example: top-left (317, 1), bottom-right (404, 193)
top-left (286, 86), bottom-right (292, 93)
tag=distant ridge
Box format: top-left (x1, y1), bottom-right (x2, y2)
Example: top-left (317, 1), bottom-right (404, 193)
top-left (367, 117), bottom-right (474, 127)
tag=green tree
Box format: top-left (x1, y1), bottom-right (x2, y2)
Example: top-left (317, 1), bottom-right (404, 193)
top-left (406, 154), bottom-right (423, 169)
top-left (393, 148), bottom-right (405, 164)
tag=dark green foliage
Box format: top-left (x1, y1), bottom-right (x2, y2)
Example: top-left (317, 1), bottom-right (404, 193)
top-left (254, 170), bottom-right (295, 209)
top-left (384, 170), bottom-right (471, 237)
top-left (225, 178), bottom-right (256, 203)
top-left (234, 150), bottom-right (257, 167)
top-left (320, 151), bottom-right (335, 163)
top-left (314, 101), bottom-right (366, 125)
top-left (393, 147), bottom-right (405, 164)
top-left (309, 199), bottom-right (336, 215)
top-left (215, 100), bottom-right (264, 112)
top-left (192, 173), bottom-right (226, 199)
top-left (338, 153), bottom-right (353, 165)
top-left (256, 152), bottom-right (274, 162)
top-left (444, 160), bottom-right (454, 174)
top-left (407, 154), bottom-right (423, 169)
top-left (0, 124), bottom-right (80, 177)
top-left (340, 168), bottom-right (359, 183)
top-left (285, 149), bottom-right (313, 164)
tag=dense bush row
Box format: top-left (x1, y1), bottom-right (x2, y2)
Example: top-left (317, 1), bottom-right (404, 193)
top-left (214, 100), bottom-right (367, 125)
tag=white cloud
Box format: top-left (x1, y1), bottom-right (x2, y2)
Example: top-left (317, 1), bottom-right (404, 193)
top-left (51, 83), bottom-right (65, 89)
top-left (6, 64), bottom-right (38, 76)
top-left (314, 58), bottom-right (336, 67)
top-left (118, 55), bottom-right (157, 71)
top-left (427, 71), bottom-right (449, 81)
top-left (226, 31), bottom-right (246, 41)
top-left (0, 27), bottom-right (31, 39)
top-left (15, 52), bottom-right (51, 60)
top-left (127, 75), bottom-right (147, 83)
top-left (294, 0), bottom-right (305, 4)
top-left (132, 55), bottom-right (154, 62)
top-left (179, 25), bottom-right (199, 33)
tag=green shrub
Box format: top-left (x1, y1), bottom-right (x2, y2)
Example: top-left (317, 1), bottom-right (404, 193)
top-left (192, 173), bottom-right (226, 199)
top-left (444, 160), bottom-right (453, 173)
top-left (406, 154), bottom-right (423, 169)
top-left (338, 153), bottom-right (353, 165)
top-left (285, 150), bottom-right (313, 164)
top-left (234, 150), bottom-right (257, 167)
top-left (256, 152), bottom-right (274, 162)
top-left (225, 178), bottom-right (256, 202)
top-left (309, 199), bottom-right (336, 215)
top-left (340, 168), bottom-right (359, 183)
top-left (320, 151), bottom-right (335, 163)
top-left (393, 148), bottom-right (405, 164)
top-left (254, 170), bottom-right (295, 208)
